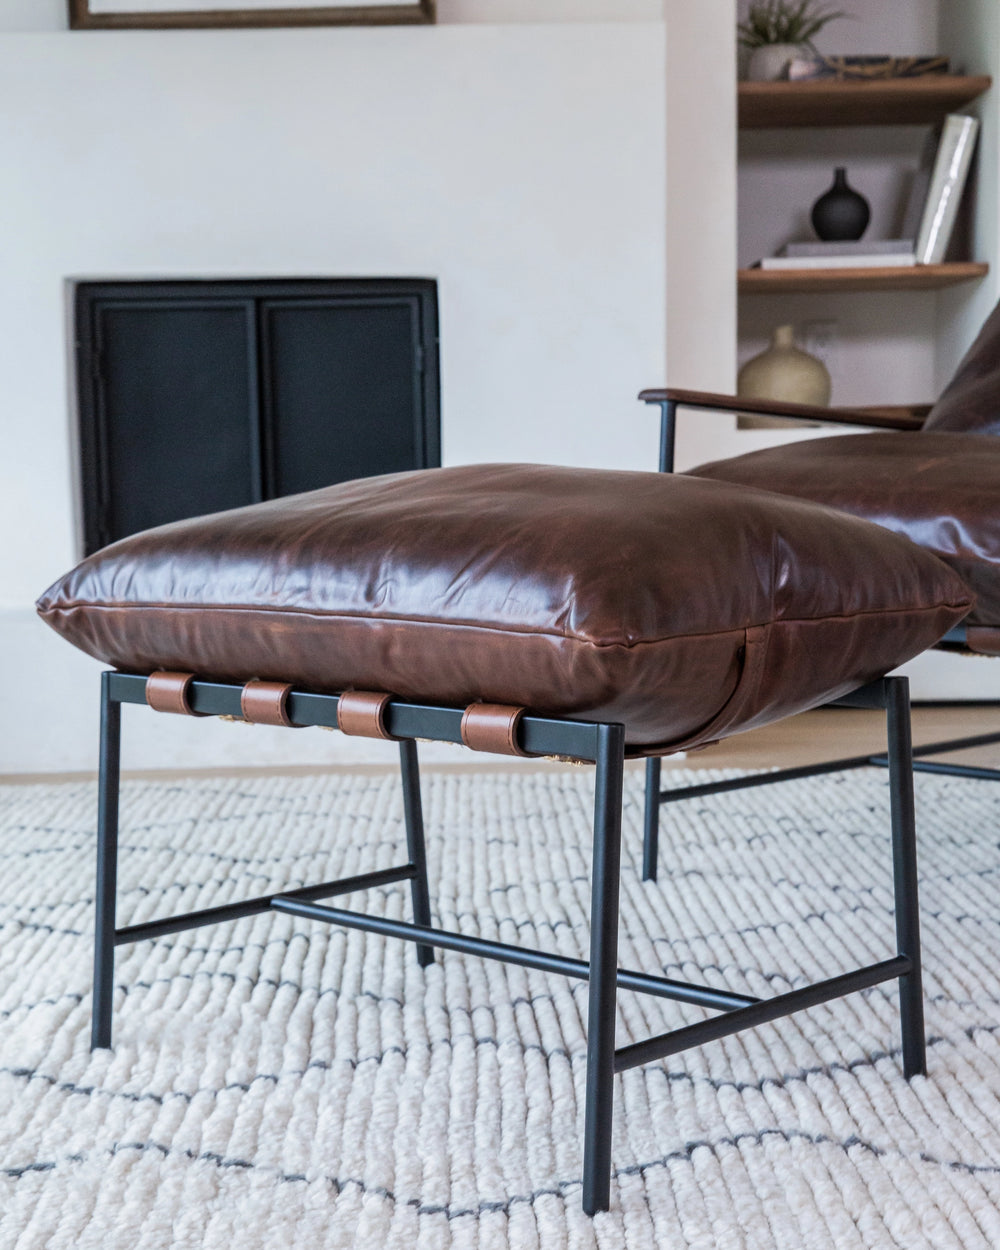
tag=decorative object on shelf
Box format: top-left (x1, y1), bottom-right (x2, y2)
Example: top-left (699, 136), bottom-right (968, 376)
top-left (761, 254), bottom-right (914, 269)
top-left (781, 239), bottom-right (913, 257)
top-left (788, 54), bottom-right (949, 81)
top-left (747, 43), bottom-right (807, 82)
top-left (738, 0), bottom-right (849, 81)
top-left (68, 0), bottom-right (435, 28)
top-left (737, 324), bottom-right (830, 428)
top-left (914, 114), bottom-right (980, 264)
top-left (811, 167), bottom-right (870, 240)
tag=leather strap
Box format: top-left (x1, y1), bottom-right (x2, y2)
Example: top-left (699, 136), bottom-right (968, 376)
top-left (649, 624), bottom-right (768, 756)
top-left (460, 702), bottom-right (528, 757)
top-left (240, 680), bottom-right (297, 727)
top-left (336, 690), bottom-right (396, 740)
top-left (145, 671), bottom-right (205, 717)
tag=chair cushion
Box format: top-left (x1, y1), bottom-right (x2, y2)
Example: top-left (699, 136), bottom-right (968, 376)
top-left (36, 464), bottom-right (971, 755)
top-left (691, 432), bottom-right (1000, 653)
top-left (923, 300), bottom-right (1000, 435)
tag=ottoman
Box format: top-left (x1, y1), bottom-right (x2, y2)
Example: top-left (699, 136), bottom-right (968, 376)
top-left (37, 463), bottom-right (973, 1213)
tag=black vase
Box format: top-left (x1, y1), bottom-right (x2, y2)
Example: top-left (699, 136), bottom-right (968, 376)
top-left (810, 167), bottom-right (870, 241)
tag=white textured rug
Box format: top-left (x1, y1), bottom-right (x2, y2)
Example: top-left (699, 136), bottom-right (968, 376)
top-left (1, 765), bottom-right (999, 1249)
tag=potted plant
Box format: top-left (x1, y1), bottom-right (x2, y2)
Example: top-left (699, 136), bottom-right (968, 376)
top-left (738, 0), bottom-right (848, 81)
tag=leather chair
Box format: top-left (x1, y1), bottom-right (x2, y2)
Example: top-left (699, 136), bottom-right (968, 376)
top-left (638, 299), bottom-right (1000, 880)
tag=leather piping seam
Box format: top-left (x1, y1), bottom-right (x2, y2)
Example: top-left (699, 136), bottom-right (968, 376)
top-left (40, 598), bottom-right (975, 649)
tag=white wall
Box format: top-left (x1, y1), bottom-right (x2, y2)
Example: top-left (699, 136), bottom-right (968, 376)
top-left (0, 19), bottom-right (669, 772)
top-left (662, 0), bottom-right (739, 475)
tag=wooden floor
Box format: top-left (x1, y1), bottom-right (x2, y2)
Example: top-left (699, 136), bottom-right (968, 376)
top-left (3, 705), bottom-right (999, 784)
top-left (660, 703), bottom-right (1000, 773)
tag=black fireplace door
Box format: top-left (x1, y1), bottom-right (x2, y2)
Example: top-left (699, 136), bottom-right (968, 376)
top-left (75, 279), bottom-right (440, 554)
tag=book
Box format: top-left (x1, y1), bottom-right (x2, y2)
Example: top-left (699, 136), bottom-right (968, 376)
top-left (901, 130), bottom-right (939, 242)
top-left (915, 114), bottom-right (979, 264)
top-left (781, 239), bottom-right (914, 258)
top-left (759, 253), bottom-right (916, 269)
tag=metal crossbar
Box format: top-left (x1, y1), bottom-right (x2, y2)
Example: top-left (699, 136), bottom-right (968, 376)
top-left (91, 669), bottom-right (925, 1216)
top-left (114, 863), bottom-right (418, 945)
top-left (653, 728), bottom-right (1000, 810)
top-left (614, 956), bottom-right (910, 1071)
top-left (657, 751), bottom-right (887, 806)
top-left (868, 728), bottom-right (1000, 782)
top-left (269, 896), bottom-right (760, 1013)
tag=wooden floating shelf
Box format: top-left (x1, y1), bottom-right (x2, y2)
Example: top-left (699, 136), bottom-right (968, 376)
top-left (738, 262), bottom-right (989, 294)
top-left (739, 75), bottom-right (992, 128)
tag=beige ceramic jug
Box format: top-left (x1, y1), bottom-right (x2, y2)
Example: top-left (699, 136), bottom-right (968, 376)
top-left (737, 324), bottom-right (830, 428)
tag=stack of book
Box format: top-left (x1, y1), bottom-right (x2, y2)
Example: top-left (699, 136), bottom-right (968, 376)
top-left (761, 240), bottom-right (915, 269)
top-left (758, 113), bottom-right (980, 270)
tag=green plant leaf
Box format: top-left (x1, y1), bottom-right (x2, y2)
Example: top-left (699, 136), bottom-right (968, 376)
top-left (737, 0), bottom-right (850, 49)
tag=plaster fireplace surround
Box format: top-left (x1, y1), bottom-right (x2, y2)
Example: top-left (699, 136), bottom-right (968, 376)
top-left (1, 15), bottom-right (676, 772)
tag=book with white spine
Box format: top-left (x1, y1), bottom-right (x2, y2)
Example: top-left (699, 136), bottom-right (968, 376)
top-left (915, 114), bottom-right (980, 264)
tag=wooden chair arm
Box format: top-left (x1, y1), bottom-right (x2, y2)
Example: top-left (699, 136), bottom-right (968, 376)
top-left (638, 387), bottom-right (928, 432)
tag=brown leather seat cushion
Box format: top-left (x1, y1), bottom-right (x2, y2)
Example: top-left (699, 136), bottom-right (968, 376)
top-left (691, 432), bottom-right (1000, 654)
top-left (923, 299), bottom-right (1000, 435)
top-left (36, 464), bottom-right (971, 754)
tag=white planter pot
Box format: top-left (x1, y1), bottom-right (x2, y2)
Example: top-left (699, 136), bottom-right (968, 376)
top-left (746, 43), bottom-right (804, 82)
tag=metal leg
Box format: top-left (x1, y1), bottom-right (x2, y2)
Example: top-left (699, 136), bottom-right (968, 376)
top-left (92, 672), bottom-right (121, 1050)
top-left (642, 756), bottom-right (661, 882)
top-left (885, 676), bottom-right (926, 1078)
top-left (399, 739), bottom-right (434, 967)
top-left (582, 723), bottom-right (626, 1215)
top-left (86, 668), bottom-right (929, 1214)
top-left (658, 399), bottom-right (677, 474)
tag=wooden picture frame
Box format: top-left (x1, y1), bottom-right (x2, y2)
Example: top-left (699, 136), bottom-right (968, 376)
top-left (68, 0), bottom-right (434, 29)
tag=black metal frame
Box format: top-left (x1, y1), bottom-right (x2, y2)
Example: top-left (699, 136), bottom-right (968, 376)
top-left (93, 669), bottom-right (926, 1214)
top-left (640, 395), bottom-right (1000, 883)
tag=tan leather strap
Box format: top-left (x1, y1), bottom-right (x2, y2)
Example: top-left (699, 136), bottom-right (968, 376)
top-left (145, 671), bottom-right (205, 717)
top-left (240, 680), bottom-right (296, 727)
top-left (460, 702), bottom-right (528, 757)
top-left (336, 690), bottom-right (396, 740)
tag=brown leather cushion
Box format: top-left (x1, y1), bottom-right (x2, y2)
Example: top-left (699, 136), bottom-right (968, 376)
top-left (36, 464), bottom-right (971, 755)
top-left (923, 299), bottom-right (1000, 435)
top-left (691, 432), bottom-right (999, 653)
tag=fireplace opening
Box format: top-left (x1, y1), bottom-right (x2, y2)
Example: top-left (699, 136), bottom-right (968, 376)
top-left (74, 278), bottom-right (440, 554)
